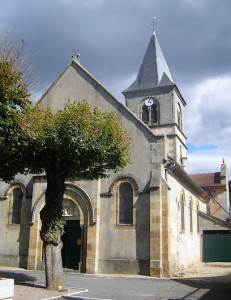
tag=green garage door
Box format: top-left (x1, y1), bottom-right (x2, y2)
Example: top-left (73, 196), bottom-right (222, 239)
top-left (203, 230), bottom-right (231, 262)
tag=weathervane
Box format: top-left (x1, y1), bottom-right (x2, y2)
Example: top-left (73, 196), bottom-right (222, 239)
top-left (151, 17), bottom-right (157, 32)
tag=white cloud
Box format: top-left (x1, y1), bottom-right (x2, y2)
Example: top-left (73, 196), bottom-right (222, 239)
top-left (185, 75), bottom-right (231, 147)
top-left (185, 75), bottom-right (231, 178)
top-left (187, 149), bottom-right (231, 178)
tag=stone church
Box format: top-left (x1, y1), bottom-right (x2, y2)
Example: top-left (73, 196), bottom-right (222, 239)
top-left (0, 28), bottom-right (230, 277)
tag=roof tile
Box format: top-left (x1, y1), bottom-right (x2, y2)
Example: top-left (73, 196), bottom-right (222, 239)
top-left (190, 172), bottom-right (223, 187)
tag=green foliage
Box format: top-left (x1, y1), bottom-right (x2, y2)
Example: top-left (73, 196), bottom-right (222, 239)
top-left (0, 61), bottom-right (32, 182)
top-left (0, 32), bottom-right (131, 288)
top-left (19, 100), bottom-right (131, 179)
top-left (41, 218), bottom-right (66, 245)
top-left (0, 61), bottom-right (31, 111)
top-left (0, 32), bottom-right (36, 182)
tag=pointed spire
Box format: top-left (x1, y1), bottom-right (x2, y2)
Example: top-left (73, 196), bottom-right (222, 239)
top-left (123, 29), bottom-right (175, 93)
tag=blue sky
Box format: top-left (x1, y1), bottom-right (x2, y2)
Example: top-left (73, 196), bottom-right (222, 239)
top-left (1, 0), bottom-right (231, 177)
top-left (187, 143), bottom-right (217, 153)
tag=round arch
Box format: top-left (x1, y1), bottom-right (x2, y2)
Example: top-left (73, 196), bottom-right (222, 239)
top-left (31, 182), bottom-right (96, 226)
top-left (4, 180), bottom-right (27, 196)
top-left (62, 198), bottom-right (81, 219)
top-left (110, 175), bottom-right (140, 195)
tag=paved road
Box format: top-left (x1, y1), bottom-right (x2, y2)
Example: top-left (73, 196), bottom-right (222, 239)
top-left (0, 268), bottom-right (231, 299)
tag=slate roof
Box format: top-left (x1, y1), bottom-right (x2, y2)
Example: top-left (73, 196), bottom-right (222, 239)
top-left (190, 172), bottom-right (224, 187)
top-left (123, 31), bottom-right (175, 93)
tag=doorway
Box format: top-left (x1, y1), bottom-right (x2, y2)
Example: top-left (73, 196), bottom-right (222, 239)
top-left (203, 230), bottom-right (231, 262)
top-left (61, 220), bottom-right (82, 270)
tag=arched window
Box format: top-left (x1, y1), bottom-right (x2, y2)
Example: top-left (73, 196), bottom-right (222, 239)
top-left (142, 105), bottom-right (149, 124)
top-left (150, 104), bottom-right (158, 123)
top-left (197, 203), bottom-right (200, 233)
top-left (11, 187), bottom-right (23, 224)
top-left (180, 145), bottom-right (183, 165)
top-left (180, 193), bottom-right (185, 231)
top-left (119, 182), bottom-right (133, 225)
top-left (177, 103), bottom-right (182, 129)
top-left (189, 198), bottom-right (193, 233)
top-left (141, 98), bottom-right (159, 125)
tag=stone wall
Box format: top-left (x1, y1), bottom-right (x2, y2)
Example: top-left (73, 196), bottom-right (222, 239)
top-left (168, 174), bottom-right (207, 274)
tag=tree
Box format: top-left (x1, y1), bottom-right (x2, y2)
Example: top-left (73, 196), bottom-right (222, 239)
top-left (0, 31), bottom-right (130, 290)
top-left (18, 100), bottom-right (131, 289)
top-left (0, 32), bottom-right (35, 181)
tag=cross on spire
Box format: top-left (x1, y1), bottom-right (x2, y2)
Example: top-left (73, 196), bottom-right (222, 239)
top-left (72, 51), bottom-right (80, 62)
top-left (151, 17), bottom-right (157, 32)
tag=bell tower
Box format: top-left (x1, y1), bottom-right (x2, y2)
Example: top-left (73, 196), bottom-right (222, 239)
top-left (122, 25), bottom-right (187, 167)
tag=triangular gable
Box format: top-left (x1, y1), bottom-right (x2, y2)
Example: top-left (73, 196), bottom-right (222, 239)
top-left (38, 59), bottom-right (158, 140)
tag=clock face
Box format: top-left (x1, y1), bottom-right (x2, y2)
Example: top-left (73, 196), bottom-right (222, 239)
top-left (144, 97), bottom-right (154, 106)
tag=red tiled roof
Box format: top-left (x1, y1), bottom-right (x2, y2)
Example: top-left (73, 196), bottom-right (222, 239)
top-left (190, 172), bottom-right (223, 187)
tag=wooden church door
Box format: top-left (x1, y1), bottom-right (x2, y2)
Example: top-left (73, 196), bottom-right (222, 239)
top-left (61, 220), bottom-right (82, 270)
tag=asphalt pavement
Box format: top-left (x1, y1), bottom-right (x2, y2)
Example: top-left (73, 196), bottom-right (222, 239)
top-left (1, 268), bottom-right (231, 300)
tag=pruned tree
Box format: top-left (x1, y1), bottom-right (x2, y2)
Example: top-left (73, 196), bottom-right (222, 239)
top-left (0, 31), bottom-right (130, 290)
top-left (18, 100), bottom-right (131, 289)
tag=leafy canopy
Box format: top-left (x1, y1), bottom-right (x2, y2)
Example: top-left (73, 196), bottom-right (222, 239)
top-left (0, 61), bottom-right (31, 112)
top-left (0, 31), bottom-right (37, 182)
top-left (19, 100), bottom-right (131, 179)
top-left (0, 61), bottom-right (32, 182)
top-left (0, 32), bottom-right (130, 183)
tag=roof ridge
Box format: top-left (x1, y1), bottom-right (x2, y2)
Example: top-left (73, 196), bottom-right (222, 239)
top-left (199, 211), bottom-right (231, 228)
top-left (190, 172), bottom-right (220, 175)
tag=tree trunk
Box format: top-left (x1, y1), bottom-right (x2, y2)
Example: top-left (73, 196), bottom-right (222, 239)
top-left (40, 171), bottom-right (66, 290)
top-left (43, 242), bottom-right (63, 290)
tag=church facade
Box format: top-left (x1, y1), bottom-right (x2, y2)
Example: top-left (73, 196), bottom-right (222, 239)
top-left (0, 29), bottom-right (230, 277)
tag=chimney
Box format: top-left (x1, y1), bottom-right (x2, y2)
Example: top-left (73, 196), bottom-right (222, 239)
top-left (220, 159), bottom-right (227, 185)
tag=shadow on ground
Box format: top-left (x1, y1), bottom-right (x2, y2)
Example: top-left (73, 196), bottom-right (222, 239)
top-left (0, 270), bottom-right (36, 285)
top-left (171, 272), bottom-right (231, 300)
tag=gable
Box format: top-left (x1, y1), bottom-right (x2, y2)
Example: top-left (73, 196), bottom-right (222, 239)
top-left (38, 60), bottom-right (166, 188)
top-left (39, 60), bottom-right (156, 140)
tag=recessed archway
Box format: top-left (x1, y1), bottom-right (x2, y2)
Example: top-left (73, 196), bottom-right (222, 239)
top-left (29, 182), bottom-right (96, 272)
top-left (61, 199), bottom-right (82, 270)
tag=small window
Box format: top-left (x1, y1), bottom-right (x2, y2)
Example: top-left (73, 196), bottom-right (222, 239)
top-left (119, 182), bottom-right (133, 225)
top-left (11, 187), bottom-right (23, 224)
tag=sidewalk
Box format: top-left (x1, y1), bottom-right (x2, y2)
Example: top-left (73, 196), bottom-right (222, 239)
top-left (0, 267), bottom-right (86, 300)
top-left (1, 263), bottom-right (231, 300)
top-left (14, 284), bottom-right (86, 300)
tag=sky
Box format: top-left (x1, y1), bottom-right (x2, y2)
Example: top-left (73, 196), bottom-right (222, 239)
top-left (1, 0), bottom-right (231, 178)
